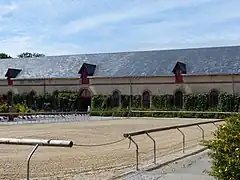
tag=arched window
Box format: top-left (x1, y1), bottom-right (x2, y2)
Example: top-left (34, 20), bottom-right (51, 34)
top-left (209, 90), bottom-right (219, 108)
top-left (142, 91), bottom-right (150, 109)
top-left (78, 89), bottom-right (92, 111)
top-left (80, 89), bottom-right (91, 97)
top-left (174, 91), bottom-right (183, 108)
top-left (112, 91), bottom-right (120, 107)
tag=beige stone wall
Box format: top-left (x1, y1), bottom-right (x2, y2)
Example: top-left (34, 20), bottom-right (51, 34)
top-left (0, 78), bottom-right (88, 94)
top-left (89, 74), bottom-right (240, 95)
top-left (0, 74), bottom-right (240, 95)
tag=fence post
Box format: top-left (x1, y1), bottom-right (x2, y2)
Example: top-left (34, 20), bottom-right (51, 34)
top-left (212, 122), bottom-right (218, 128)
top-left (176, 128), bottom-right (185, 153)
top-left (27, 144), bottom-right (39, 180)
top-left (146, 133), bottom-right (156, 164)
top-left (197, 125), bottom-right (205, 141)
top-left (128, 136), bottom-right (139, 170)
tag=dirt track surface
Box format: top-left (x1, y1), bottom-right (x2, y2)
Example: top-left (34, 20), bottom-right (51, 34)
top-left (0, 118), bottom-right (219, 180)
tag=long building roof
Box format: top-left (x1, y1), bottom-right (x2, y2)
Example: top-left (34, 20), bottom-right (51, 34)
top-left (0, 45), bottom-right (240, 79)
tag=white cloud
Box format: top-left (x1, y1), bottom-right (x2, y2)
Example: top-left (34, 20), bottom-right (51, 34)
top-left (63, 0), bottom-right (215, 34)
top-left (0, 3), bottom-right (17, 20)
top-left (1, 0), bottom-right (240, 56)
top-left (0, 35), bottom-right (83, 57)
top-left (0, 3), bottom-right (17, 13)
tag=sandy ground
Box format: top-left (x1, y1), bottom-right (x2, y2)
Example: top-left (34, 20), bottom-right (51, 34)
top-left (0, 118), bottom-right (220, 180)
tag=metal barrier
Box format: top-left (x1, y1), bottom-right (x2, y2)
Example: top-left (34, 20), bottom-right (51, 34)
top-left (123, 119), bottom-right (223, 170)
top-left (0, 138), bottom-right (73, 180)
top-left (0, 111), bottom-right (88, 116)
top-left (0, 111), bottom-right (90, 125)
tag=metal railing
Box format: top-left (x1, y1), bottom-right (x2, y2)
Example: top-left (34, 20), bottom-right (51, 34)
top-left (0, 111), bottom-right (89, 125)
top-left (0, 138), bottom-right (73, 180)
top-left (0, 111), bottom-right (88, 116)
top-left (123, 119), bottom-right (224, 170)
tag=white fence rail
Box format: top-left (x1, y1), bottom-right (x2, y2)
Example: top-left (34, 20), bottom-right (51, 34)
top-left (0, 138), bottom-right (73, 180)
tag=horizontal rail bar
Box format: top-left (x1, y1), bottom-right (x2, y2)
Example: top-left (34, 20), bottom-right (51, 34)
top-left (131, 110), bottom-right (240, 114)
top-left (0, 138), bottom-right (73, 147)
top-left (123, 120), bottom-right (223, 137)
top-left (0, 111), bottom-right (88, 116)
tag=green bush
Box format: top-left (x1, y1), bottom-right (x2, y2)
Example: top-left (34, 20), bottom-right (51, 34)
top-left (184, 94), bottom-right (208, 111)
top-left (0, 103), bottom-right (8, 113)
top-left (204, 116), bottom-right (240, 180)
top-left (121, 95), bottom-right (130, 108)
top-left (218, 93), bottom-right (240, 112)
top-left (15, 103), bottom-right (33, 113)
top-left (132, 95), bottom-right (141, 108)
top-left (152, 95), bottom-right (174, 110)
top-left (91, 95), bottom-right (111, 110)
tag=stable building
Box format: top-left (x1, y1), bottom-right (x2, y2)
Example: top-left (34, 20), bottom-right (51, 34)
top-left (0, 45), bottom-right (240, 109)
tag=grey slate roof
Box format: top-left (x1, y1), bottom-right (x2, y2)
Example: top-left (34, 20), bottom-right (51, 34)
top-left (0, 45), bottom-right (240, 79)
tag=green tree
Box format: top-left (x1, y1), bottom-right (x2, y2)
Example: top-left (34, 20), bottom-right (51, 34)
top-left (0, 53), bottom-right (12, 59)
top-left (17, 52), bottom-right (45, 58)
top-left (204, 116), bottom-right (240, 180)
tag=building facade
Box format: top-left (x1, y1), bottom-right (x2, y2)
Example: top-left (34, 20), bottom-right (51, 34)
top-left (0, 45), bottom-right (240, 109)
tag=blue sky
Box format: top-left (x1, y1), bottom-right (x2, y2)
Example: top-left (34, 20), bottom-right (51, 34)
top-left (1, 0), bottom-right (240, 57)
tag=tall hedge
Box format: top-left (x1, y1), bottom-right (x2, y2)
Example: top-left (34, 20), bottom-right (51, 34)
top-left (121, 95), bottom-right (130, 108)
top-left (132, 95), bottom-right (141, 108)
top-left (91, 93), bottom-right (240, 112)
top-left (184, 94), bottom-right (208, 111)
top-left (218, 93), bottom-right (240, 112)
top-left (1, 91), bottom-right (240, 112)
top-left (91, 95), bottom-right (111, 110)
top-left (1, 91), bottom-right (92, 112)
top-left (152, 95), bottom-right (174, 110)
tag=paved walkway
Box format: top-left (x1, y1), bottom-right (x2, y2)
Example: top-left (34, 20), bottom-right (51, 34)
top-left (123, 150), bottom-right (215, 180)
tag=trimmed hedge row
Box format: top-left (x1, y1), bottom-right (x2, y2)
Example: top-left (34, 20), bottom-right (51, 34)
top-left (90, 110), bottom-right (239, 119)
top-left (91, 93), bottom-right (240, 112)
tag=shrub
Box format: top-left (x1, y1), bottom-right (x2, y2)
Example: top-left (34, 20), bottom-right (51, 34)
top-left (132, 95), bottom-right (141, 108)
top-left (184, 94), bottom-right (208, 111)
top-left (121, 95), bottom-right (130, 108)
top-left (0, 103), bottom-right (8, 113)
top-left (91, 95), bottom-right (111, 110)
top-left (15, 103), bottom-right (33, 113)
top-left (152, 95), bottom-right (174, 110)
top-left (204, 116), bottom-right (240, 180)
top-left (218, 93), bottom-right (240, 112)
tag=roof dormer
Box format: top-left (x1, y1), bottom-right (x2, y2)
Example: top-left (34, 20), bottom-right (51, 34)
top-left (5, 68), bottom-right (22, 86)
top-left (172, 61), bottom-right (187, 75)
top-left (5, 68), bottom-right (22, 79)
top-left (78, 63), bottom-right (96, 76)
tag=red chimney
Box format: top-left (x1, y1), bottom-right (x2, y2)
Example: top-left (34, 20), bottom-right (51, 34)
top-left (7, 78), bottom-right (13, 86)
top-left (175, 74), bottom-right (184, 83)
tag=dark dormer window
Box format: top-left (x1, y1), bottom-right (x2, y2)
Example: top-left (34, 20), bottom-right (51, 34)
top-left (5, 68), bottom-right (22, 86)
top-left (172, 62), bottom-right (186, 83)
top-left (78, 63), bottom-right (96, 84)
